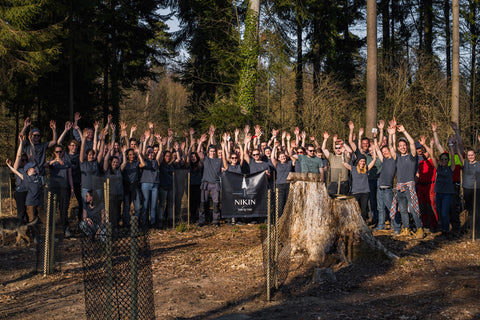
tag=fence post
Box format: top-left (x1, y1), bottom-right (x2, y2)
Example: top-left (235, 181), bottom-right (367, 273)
top-left (266, 188), bottom-right (271, 301)
top-left (104, 179), bottom-right (113, 320)
top-left (187, 172), bottom-right (190, 226)
top-left (274, 188), bottom-right (279, 289)
top-left (172, 171), bottom-right (175, 229)
top-left (43, 191), bottom-right (52, 276)
top-left (130, 216), bottom-right (139, 320)
top-left (48, 194), bottom-right (57, 274)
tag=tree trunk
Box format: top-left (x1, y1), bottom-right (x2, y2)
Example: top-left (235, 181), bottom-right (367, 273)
top-left (237, 0), bottom-right (260, 117)
top-left (278, 173), bottom-right (397, 265)
top-left (452, 0), bottom-right (460, 125)
top-left (295, 17), bottom-right (303, 128)
top-left (366, 0), bottom-right (377, 137)
top-left (380, 0), bottom-right (390, 67)
top-left (444, 0), bottom-right (451, 80)
top-left (424, 0), bottom-right (433, 56)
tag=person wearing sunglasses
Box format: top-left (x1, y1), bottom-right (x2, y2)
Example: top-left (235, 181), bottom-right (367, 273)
top-left (459, 145), bottom-right (480, 237)
top-left (322, 131), bottom-right (352, 196)
top-left (423, 136), bottom-right (459, 237)
top-left (20, 117), bottom-right (58, 178)
top-left (290, 143), bottom-right (325, 181)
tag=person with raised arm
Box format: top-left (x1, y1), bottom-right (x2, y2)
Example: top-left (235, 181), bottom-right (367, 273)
top-left (45, 144), bottom-right (74, 237)
top-left (197, 130), bottom-right (223, 227)
top-left (271, 141), bottom-right (293, 217)
top-left (103, 143), bottom-right (124, 230)
top-left (388, 119), bottom-right (424, 239)
top-left (459, 142), bottom-right (480, 236)
top-left (373, 132), bottom-right (399, 232)
top-left (138, 134), bottom-right (163, 228)
top-left (21, 117), bottom-right (57, 178)
top-left (424, 136), bottom-right (457, 237)
top-left (322, 131), bottom-right (351, 196)
top-left (343, 150), bottom-right (377, 221)
top-left (80, 125), bottom-right (105, 205)
top-left (121, 145), bottom-right (141, 228)
top-left (416, 134), bottom-right (438, 233)
top-left (13, 134), bottom-right (33, 223)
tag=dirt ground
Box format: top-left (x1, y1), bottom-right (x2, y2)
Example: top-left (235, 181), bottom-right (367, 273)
top-left (1, 222), bottom-right (480, 320)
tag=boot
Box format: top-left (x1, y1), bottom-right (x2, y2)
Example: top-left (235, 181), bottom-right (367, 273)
top-left (415, 227), bottom-right (425, 239)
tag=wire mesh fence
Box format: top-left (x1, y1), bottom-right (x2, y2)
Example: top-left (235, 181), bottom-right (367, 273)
top-left (260, 186), bottom-right (293, 300)
top-left (80, 176), bottom-right (155, 320)
top-left (0, 167), bottom-right (15, 217)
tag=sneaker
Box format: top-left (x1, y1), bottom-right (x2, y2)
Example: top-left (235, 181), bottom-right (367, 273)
top-left (399, 228), bottom-right (411, 236)
top-left (64, 227), bottom-right (72, 238)
top-left (415, 227), bottom-right (425, 239)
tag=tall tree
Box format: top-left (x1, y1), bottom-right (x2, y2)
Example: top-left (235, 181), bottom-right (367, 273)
top-left (365, 0), bottom-right (377, 135)
top-left (238, 0), bottom-right (260, 117)
top-left (452, 0), bottom-right (460, 124)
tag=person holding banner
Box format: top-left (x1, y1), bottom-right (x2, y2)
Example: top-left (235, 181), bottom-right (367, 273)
top-left (198, 133), bottom-right (223, 227)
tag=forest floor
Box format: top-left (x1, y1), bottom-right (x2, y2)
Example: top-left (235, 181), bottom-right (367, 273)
top-left (1, 220), bottom-right (480, 320)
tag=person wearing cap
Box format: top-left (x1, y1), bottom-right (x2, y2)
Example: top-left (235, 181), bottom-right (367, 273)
top-left (322, 131), bottom-right (351, 196)
top-left (348, 121), bottom-right (382, 226)
top-left (343, 151), bottom-right (377, 221)
top-left (6, 159), bottom-right (44, 238)
top-left (197, 132), bottom-right (223, 227)
top-left (388, 119), bottom-right (425, 239)
top-left (20, 117), bottom-right (58, 178)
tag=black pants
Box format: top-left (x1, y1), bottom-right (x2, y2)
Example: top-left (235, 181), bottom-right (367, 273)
top-left (15, 190), bottom-right (28, 222)
top-left (276, 183), bottom-right (290, 217)
top-left (189, 184), bottom-right (201, 222)
top-left (449, 183), bottom-right (461, 231)
top-left (354, 192), bottom-right (370, 220)
top-left (463, 188), bottom-right (480, 235)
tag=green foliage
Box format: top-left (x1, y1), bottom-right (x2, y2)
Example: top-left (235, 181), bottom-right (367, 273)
top-left (237, 6), bottom-right (259, 116)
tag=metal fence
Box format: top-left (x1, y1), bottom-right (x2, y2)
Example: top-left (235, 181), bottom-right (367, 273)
top-left (260, 187), bottom-right (293, 301)
top-left (0, 167), bottom-right (15, 217)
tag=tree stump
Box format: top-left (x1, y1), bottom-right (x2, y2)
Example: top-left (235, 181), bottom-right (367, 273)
top-left (279, 173), bottom-right (397, 265)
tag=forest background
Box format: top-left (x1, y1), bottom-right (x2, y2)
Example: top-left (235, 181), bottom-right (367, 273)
top-left (1, 0), bottom-right (480, 163)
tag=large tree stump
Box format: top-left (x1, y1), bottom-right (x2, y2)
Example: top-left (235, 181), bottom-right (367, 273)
top-left (279, 173), bottom-right (397, 265)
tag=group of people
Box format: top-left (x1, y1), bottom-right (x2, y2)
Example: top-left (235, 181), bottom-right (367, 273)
top-left (6, 113), bottom-right (480, 241)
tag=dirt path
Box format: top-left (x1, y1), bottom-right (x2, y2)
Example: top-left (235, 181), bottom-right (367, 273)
top-left (1, 225), bottom-right (480, 320)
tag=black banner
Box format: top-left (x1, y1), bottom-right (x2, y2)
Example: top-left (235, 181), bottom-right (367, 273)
top-left (221, 171), bottom-right (268, 218)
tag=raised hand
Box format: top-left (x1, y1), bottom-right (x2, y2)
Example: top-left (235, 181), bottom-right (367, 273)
top-left (301, 131), bottom-right (306, 139)
top-left (243, 125), bottom-right (250, 134)
top-left (431, 122), bottom-right (437, 132)
top-left (74, 112), bottom-right (81, 123)
top-left (120, 121), bottom-right (127, 131)
top-left (323, 131), bottom-right (330, 140)
top-left (107, 114), bottom-right (113, 124)
top-left (24, 117), bottom-right (31, 128)
top-left (189, 127), bottom-right (195, 136)
top-left (199, 134), bottom-right (208, 143)
top-left (131, 124), bottom-right (137, 133)
top-left (377, 120), bottom-right (385, 130)
top-left (50, 120), bottom-right (56, 130)
top-left (419, 135), bottom-right (426, 146)
top-left (348, 121), bottom-right (354, 131)
top-left (396, 124), bottom-right (405, 133)
top-left (94, 121), bottom-right (100, 131)
top-left (294, 127), bottom-right (300, 136)
top-left (359, 127), bottom-right (364, 136)
top-left (64, 121), bottom-right (73, 131)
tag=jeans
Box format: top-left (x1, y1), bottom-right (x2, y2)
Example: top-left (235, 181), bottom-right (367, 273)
top-left (123, 188), bottom-right (141, 227)
top-left (397, 190), bottom-right (422, 229)
top-left (141, 183), bottom-right (158, 225)
top-left (376, 187), bottom-right (394, 230)
top-left (436, 192), bottom-right (453, 232)
top-left (158, 186), bottom-right (173, 222)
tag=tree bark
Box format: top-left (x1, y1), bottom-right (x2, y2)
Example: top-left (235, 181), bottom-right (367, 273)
top-left (278, 173), bottom-right (397, 265)
top-left (444, 0), bottom-right (451, 80)
top-left (366, 0), bottom-right (377, 137)
top-left (452, 0), bottom-right (460, 125)
top-left (295, 17), bottom-right (303, 128)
